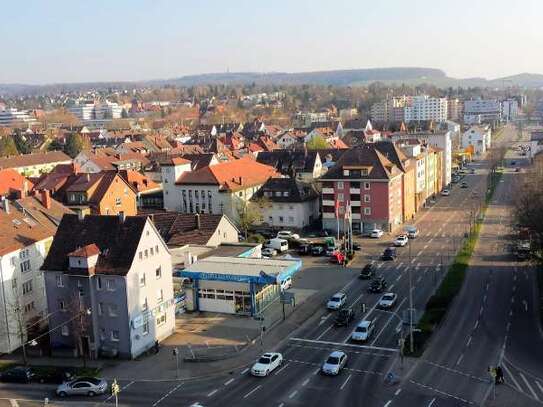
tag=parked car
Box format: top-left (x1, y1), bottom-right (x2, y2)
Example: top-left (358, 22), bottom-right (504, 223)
top-left (261, 248), bottom-right (277, 257)
top-left (359, 263), bottom-right (376, 279)
top-left (393, 235), bottom-right (408, 247)
top-left (327, 292), bottom-right (347, 310)
top-left (405, 226), bottom-right (419, 239)
top-left (378, 292), bottom-right (398, 309)
top-left (334, 308), bottom-right (355, 326)
top-left (381, 247), bottom-right (397, 260)
top-left (351, 320), bottom-right (375, 342)
top-left (250, 352), bottom-right (283, 377)
top-left (325, 247), bottom-right (337, 256)
top-left (32, 367), bottom-right (75, 384)
top-left (368, 277), bottom-right (387, 293)
top-left (370, 229), bottom-right (384, 238)
top-left (460, 182), bottom-right (468, 188)
top-left (311, 246), bottom-right (324, 256)
top-left (0, 367), bottom-right (33, 383)
top-left (56, 377), bottom-right (108, 397)
top-left (280, 277), bottom-right (292, 291)
top-left (352, 243), bottom-right (361, 251)
top-left (441, 189), bottom-right (450, 196)
top-left (321, 351), bottom-right (348, 375)
top-left (265, 238), bottom-right (289, 252)
top-left (297, 244), bottom-right (312, 255)
top-left (277, 231), bottom-right (300, 240)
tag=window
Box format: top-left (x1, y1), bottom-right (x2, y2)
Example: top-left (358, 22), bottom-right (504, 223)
top-left (59, 300), bottom-right (66, 311)
top-left (288, 216), bottom-right (294, 223)
top-left (10, 257), bottom-right (16, 266)
top-left (155, 245), bottom-right (159, 254)
top-left (111, 330), bottom-right (120, 342)
top-left (106, 279), bottom-right (116, 291)
top-left (337, 193), bottom-right (344, 202)
top-left (268, 216), bottom-right (273, 222)
top-left (364, 182), bottom-right (371, 190)
top-left (108, 303), bottom-right (118, 317)
top-left (24, 302), bottom-right (35, 313)
top-left (139, 273), bottom-right (146, 287)
top-left (115, 197), bottom-right (121, 206)
top-left (336, 181), bottom-right (344, 189)
top-left (361, 168), bottom-right (369, 176)
top-left (343, 169), bottom-right (350, 176)
top-left (156, 312), bottom-right (166, 326)
top-left (364, 207), bottom-right (372, 215)
top-left (19, 249), bottom-right (29, 260)
top-left (150, 247), bottom-right (154, 256)
top-left (139, 251), bottom-right (143, 260)
top-left (157, 289), bottom-right (164, 303)
top-left (22, 280), bottom-right (33, 295)
top-left (155, 266), bottom-right (162, 279)
top-left (142, 321), bottom-right (149, 335)
top-left (142, 297), bottom-right (148, 312)
top-left (144, 249), bottom-right (148, 259)
top-left (98, 302), bottom-right (104, 315)
top-left (56, 274), bottom-right (64, 288)
top-left (99, 328), bottom-right (106, 342)
top-left (364, 194), bottom-right (371, 203)
top-left (11, 278), bottom-right (17, 289)
top-left (61, 325), bottom-right (69, 336)
top-left (279, 216), bottom-right (284, 223)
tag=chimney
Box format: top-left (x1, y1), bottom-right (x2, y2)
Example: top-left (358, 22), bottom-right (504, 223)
top-left (195, 212), bottom-right (201, 229)
top-left (40, 189), bottom-right (52, 210)
top-left (23, 180), bottom-right (28, 197)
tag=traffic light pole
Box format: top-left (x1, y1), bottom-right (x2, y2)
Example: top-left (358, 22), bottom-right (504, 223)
top-left (408, 239), bottom-right (414, 354)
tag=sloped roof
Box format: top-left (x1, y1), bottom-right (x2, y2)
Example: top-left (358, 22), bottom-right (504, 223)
top-left (0, 208), bottom-right (53, 256)
top-left (14, 195), bottom-right (74, 232)
top-left (42, 214), bottom-right (148, 275)
top-left (0, 169), bottom-right (32, 197)
top-left (68, 243), bottom-right (100, 258)
top-left (256, 150), bottom-right (318, 175)
top-left (0, 151), bottom-right (71, 170)
top-left (254, 178), bottom-right (319, 203)
top-left (117, 170), bottom-right (160, 193)
top-left (373, 141), bottom-right (409, 172)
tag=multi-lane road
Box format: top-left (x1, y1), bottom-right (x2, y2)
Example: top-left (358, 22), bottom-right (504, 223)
top-left (1, 125), bottom-right (542, 407)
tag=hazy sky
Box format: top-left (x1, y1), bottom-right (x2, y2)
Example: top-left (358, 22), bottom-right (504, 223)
top-left (1, 0), bottom-right (542, 84)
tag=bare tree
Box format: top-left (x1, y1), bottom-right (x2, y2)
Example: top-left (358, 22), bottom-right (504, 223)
top-left (6, 284), bottom-right (29, 365)
top-left (67, 293), bottom-right (92, 368)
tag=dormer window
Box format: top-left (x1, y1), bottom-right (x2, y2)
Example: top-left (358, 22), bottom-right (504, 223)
top-left (361, 168), bottom-right (369, 176)
top-left (343, 169), bottom-right (350, 176)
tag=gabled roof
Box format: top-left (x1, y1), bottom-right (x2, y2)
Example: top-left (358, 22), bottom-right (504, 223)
top-left (0, 207), bottom-right (54, 256)
top-left (373, 141), bottom-right (409, 172)
top-left (117, 170), bottom-right (160, 194)
top-left (64, 172), bottom-right (136, 204)
top-left (151, 212), bottom-right (234, 246)
top-left (14, 194), bottom-right (74, 232)
top-left (256, 150), bottom-right (319, 176)
top-left (42, 214), bottom-right (149, 275)
top-left (0, 151), bottom-right (71, 170)
top-left (254, 178), bottom-right (319, 203)
top-left (68, 243), bottom-right (100, 258)
top-left (176, 156), bottom-right (278, 192)
top-left (0, 169), bottom-right (32, 197)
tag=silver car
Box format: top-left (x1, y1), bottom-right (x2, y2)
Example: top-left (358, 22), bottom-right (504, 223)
top-left (56, 377), bottom-right (108, 397)
top-left (321, 350), bottom-right (348, 375)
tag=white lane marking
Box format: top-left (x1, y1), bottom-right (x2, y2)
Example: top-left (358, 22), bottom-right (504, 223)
top-left (243, 385), bottom-right (262, 399)
top-left (313, 368), bottom-right (321, 375)
top-left (483, 295), bottom-right (487, 302)
top-left (207, 389), bottom-right (218, 397)
top-left (318, 314), bottom-right (331, 326)
top-left (474, 320), bottom-right (479, 330)
top-left (479, 306), bottom-right (484, 316)
top-left (278, 403), bottom-right (285, 407)
top-left (389, 284), bottom-right (395, 290)
top-left (519, 372), bottom-right (539, 400)
top-left (511, 297), bottom-right (515, 304)
top-left (429, 238), bottom-right (434, 243)
top-left (371, 298), bottom-right (408, 346)
top-left (395, 388), bottom-right (402, 396)
top-left (288, 390), bottom-right (298, 399)
top-left (501, 363), bottom-right (523, 392)
top-left (395, 274), bottom-right (401, 283)
top-left (427, 398), bottom-right (437, 407)
top-left (290, 337), bottom-right (398, 352)
top-left (241, 368), bottom-right (249, 375)
top-left (224, 378), bottom-right (235, 386)
top-left (523, 300), bottom-right (528, 312)
top-left (466, 336), bottom-right (472, 347)
top-left (416, 250), bottom-right (423, 257)
top-left (274, 362), bottom-right (290, 376)
top-left (316, 325), bottom-right (333, 340)
top-left (424, 244), bottom-right (429, 249)
top-left (396, 262), bottom-right (404, 270)
top-left (411, 258), bottom-right (416, 264)
top-left (384, 401), bottom-right (392, 407)
top-left (152, 383), bottom-right (183, 406)
top-left (456, 353), bottom-right (464, 366)
top-left (302, 377), bottom-right (310, 386)
top-left (340, 374), bottom-right (352, 390)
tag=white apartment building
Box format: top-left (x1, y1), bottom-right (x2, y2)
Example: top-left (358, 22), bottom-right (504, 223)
top-left (462, 125), bottom-right (492, 156)
top-left (404, 96), bottom-right (448, 123)
top-left (501, 99), bottom-right (519, 122)
top-left (0, 108), bottom-right (38, 127)
top-left (463, 99), bottom-right (502, 124)
top-left (69, 101), bottom-right (123, 122)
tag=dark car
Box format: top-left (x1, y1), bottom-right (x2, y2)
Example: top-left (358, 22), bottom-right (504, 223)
top-left (0, 367), bottom-right (33, 383)
top-left (297, 244), bottom-right (312, 255)
top-left (334, 308), bottom-right (355, 326)
top-left (515, 167), bottom-right (520, 172)
top-left (460, 182), bottom-right (468, 188)
top-left (312, 246), bottom-right (324, 256)
top-left (32, 367), bottom-right (75, 384)
top-left (368, 277), bottom-right (387, 293)
top-left (359, 263), bottom-right (376, 279)
top-left (381, 247), bottom-right (397, 260)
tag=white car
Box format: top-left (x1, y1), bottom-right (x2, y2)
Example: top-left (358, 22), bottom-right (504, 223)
top-left (327, 292), bottom-right (347, 310)
top-left (321, 351), bottom-right (347, 375)
top-left (351, 320), bottom-right (375, 342)
top-left (251, 352), bottom-right (283, 377)
top-left (441, 189), bottom-right (450, 196)
top-left (280, 276), bottom-right (292, 291)
top-left (370, 229), bottom-right (384, 238)
top-left (276, 231), bottom-right (300, 240)
top-left (261, 248), bottom-right (277, 257)
top-left (378, 292), bottom-right (398, 309)
top-left (393, 235), bottom-right (408, 247)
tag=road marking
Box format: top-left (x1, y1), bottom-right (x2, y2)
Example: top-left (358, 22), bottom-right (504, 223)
top-left (278, 403), bottom-right (285, 407)
top-left (395, 388), bottom-right (402, 396)
top-left (523, 300), bottom-right (528, 312)
top-left (243, 385), bottom-right (262, 399)
top-left (429, 238), bottom-right (434, 243)
top-left (506, 322), bottom-right (511, 332)
top-left (207, 389), bottom-right (218, 397)
top-left (224, 378), bottom-right (235, 386)
top-left (302, 377), bottom-right (310, 386)
top-left (274, 362), bottom-right (290, 375)
top-left (371, 298), bottom-right (407, 346)
top-left (410, 379), bottom-right (474, 404)
top-left (427, 398), bottom-right (436, 407)
top-left (513, 285), bottom-right (517, 292)
top-left (519, 372), bottom-right (540, 400)
top-left (340, 374), bottom-right (352, 390)
top-left (288, 390), bottom-right (298, 399)
top-left (316, 325), bottom-right (333, 340)
top-left (152, 383), bottom-right (183, 406)
top-left (509, 310), bottom-right (513, 317)
top-left (501, 362), bottom-right (523, 392)
top-left (396, 262), bottom-right (404, 270)
top-left (473, 320), bottom-right (479, 330)
top-left (240, 368), bottom-right (249, 375)
top-left (389, 284), bottom-right (395, 290)
top-left (318, 314), bottom-right (331, 326)
top-left (313, 367), bottom-right (321, 375)
top-left (424, 244), bottom-right (429, 249)
top-left (479, 306), bottom-right (484, 316)
top-left (384, 401), bottom-right (392, 407)
top-left (395, 275), bottom-right (401, 283)
top-left (483, 295), bottom-right (487, 303)
top-left (511, 297), bottom-right (515, 304)
top-left (417, 250), bottom-right (423, 257)
top-left (411, 258), bottom-right (416, 264)
top-left (290, 337), bottom-right (398, 352)
top-left (456, 353), bottom-right (464, 366)
top-left (466, 336), bottom-right (472, 347)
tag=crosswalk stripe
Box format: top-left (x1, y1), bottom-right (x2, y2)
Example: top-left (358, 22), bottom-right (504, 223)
top-left (501, 362), bottom-right (523, 393)
top-left (519, 372), bottom-right (540, 401)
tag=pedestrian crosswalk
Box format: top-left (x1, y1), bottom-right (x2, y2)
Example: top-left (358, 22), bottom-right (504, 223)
top-left (502, 358), bottom-right (543, 404)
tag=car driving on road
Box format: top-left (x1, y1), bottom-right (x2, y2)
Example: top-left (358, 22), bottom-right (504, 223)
top-left (327, 292), bottom-right (347, 310)
top-left (261, 248), bottom-right (277, 257)
top-left (441, 189), bottom-right (450, 196)
top-left (359, 263), bottom-right (376, 279)
top-left (368, 277), bottom-right (387, 293)
top-left (56, 377), bottom-right (108, 397)
top-left (381, 247), bottom-right (397, 260)
top-left (334, 307), bottom-right (355, 326)
top-left (378, 292), bottom-right (398, 309)
top-left (393, 235), bottom-right (408, 247)
top-left (405, 226), bottom-right (419, 239)
top-left (351, 320), bottom-right (375, 342)
top-left (251, 352), bottom-right (283, 377)
top-left (460, 182), bottom-right (468, 188)
top-left (321, 351), bottom-right (348, 375)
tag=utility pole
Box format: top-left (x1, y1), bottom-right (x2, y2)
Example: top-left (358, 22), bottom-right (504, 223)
top-left (173, 347), bottom-right (180, 379)
top-left (409, 263), bottom-right (414, 354)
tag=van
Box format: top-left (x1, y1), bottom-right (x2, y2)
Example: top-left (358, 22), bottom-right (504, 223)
top-left (265, 238), bottom-right (289, 252)
top-left (405, 226), bottom-right (419, 239)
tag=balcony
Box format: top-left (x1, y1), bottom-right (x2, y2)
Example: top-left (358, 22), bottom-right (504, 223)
top-left (322, 213), bottom-right (335, 219)
top-left (352, 213), bottom-right (361, 220)
top-left (350, 201), bottom-right (361, 206)
top-left (322, 200), bottom-right (335, 206)
top-left (322, 188), bottom-right (334, 194)
top-left (349, 188), bottom-right (360, 194)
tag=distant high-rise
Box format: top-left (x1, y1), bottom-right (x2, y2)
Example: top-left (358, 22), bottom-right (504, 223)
top-left (0, 108), bottom-right (38, 127)
top-left (370, 95), bottom-right (447, 123)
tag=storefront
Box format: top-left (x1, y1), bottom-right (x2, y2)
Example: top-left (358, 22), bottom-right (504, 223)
top-left (175, 256), bottom-right (302, 316)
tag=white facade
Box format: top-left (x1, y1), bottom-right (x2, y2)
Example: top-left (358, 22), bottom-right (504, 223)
top-left (404, 96), bottom-right (448, 123)
top-left (69, 101), bottom-right (122, 122)
top-left (462, 126), bottom-right (492, 156)
top-left (277, 133), bottom-right (299, 149)
top-left (464, 100), bottom-right (501, 123)
top-left (502, 99), bottom-right (519, 121)
top-left (259, 200), bottom-right (319, 229)
top-left (0, 108), bottom-right (38, 127)
top-left (0, 238), bottom-right (51, 353)
top-left (161, 161), bottom-right (192, 212)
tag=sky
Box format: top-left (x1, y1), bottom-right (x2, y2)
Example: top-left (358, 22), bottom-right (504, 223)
top-left (1, 0), bottom-right (542, 84)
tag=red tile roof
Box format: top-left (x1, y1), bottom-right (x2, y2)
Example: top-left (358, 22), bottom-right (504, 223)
top-left (0, 169), bottom-right (32, 197)
top-left (68, 243), bottom-right (101, 258)
top-left (0, 151), bottom-right (71, 170)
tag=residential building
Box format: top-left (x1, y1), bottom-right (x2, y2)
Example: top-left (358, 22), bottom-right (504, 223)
top-left (252, 178), bottom-right (319, 230)
top-left (403, 96), bottom-right (448, 123)
top-left (447, 98), bottom-right (463, 122)
top-left (68, 100), bottom-right (123, 122)
top-left (42, 214), bottom-right (175, 360)
top-left (0, 151), bottom-right (72, 177)
top-left (255, 151), bottom-right (323, 182)
top-left (0, 169), bottom-right (32, 198)
top-left (116, 170), bottom-right (162, 209)
top-left (463, 99), bottom-right (502, 124)
top-left (320, 146), bottom-right (404, 233)
top-left (74, 149), bottom-right (150, 173)
top-left (161, 156), bottom-right (278, 223)
top-left (462, 125), bottom-right (492, 156)
top-left (501, 99), bottom-right (519, 122)
top-left (0, 108), bottom-right (38, 127)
